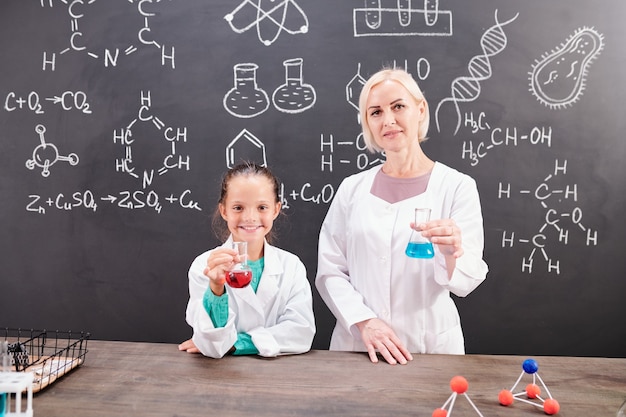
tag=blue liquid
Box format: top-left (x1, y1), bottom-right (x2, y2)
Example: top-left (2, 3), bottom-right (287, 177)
top-left (0, 393), bottom-right (5, 417)
top-left (405, 242), bottom-right (434, 258)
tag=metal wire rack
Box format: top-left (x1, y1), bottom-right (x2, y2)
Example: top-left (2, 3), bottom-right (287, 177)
top-left (2, 328), bottom-right (90, 392)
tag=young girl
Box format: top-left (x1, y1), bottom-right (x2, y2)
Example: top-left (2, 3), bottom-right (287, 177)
top-left (179, 162), bottom-right (315, 358)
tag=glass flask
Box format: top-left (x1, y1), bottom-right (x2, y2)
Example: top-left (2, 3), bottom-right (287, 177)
top-left (272, 58), bottom-right (316, 113)
top-left (224, 63), bottom-right (269, 118)
top-left (225, 241), bottom-right (253, 288)
top-left (405, 208), bottom-right (434, 259)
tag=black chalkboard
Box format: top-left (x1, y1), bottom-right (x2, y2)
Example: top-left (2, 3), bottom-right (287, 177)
top-left (1, 0), bottom-right (625, 357)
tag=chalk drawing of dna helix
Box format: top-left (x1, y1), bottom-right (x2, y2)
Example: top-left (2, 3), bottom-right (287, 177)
top-left (435, 10), bottom-right (518, 135)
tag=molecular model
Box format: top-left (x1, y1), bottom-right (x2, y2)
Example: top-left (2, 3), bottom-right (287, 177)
top-left (498, 358), bottom-right (560, 415)
top-left (433, 376), bottom-right (485, 417)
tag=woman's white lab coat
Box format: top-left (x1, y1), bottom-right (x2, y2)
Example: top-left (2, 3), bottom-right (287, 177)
top-left (186, 238), bottom-right (315, 358)
top-left (316, 162), bottom-right (488, 354)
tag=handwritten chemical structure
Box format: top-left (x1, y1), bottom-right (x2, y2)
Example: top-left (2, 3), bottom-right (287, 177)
top-left (498, 159), bottom-right (598, 275)
top-left (529, 27), bottom-right (604, 110)
top-left (41, 0), bottom-right (176, 70)
top-left (282, 182), bottom-right (335, 209)
top-left (4, 91), bottom-right (92, 114)
top-left (460, 112), bottom-right (553, 166)
top-left (114, 91), bottom-right (190, 189)
top-left (26, 188), bottom-right (202, 214)
top-left (224, 0), bottom-right (309, 46)
top-left (226, 129), bottom-right (267, 168)
top-left (320, 133), bottom-right (384, 173)
top-left (25, 124), bottom-right (80, 177)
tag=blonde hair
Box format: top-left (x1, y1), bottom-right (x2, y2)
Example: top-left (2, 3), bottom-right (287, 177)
top-left (359, 68), bottom-right (430, 153)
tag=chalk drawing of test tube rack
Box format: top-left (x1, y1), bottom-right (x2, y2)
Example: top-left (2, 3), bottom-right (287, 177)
top-left (26, 124), bottom-right (79, 177)
top-left (353, 0), bottom-right (453, 37)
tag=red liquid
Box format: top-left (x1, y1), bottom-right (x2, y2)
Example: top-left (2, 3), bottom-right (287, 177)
top-left (225, 270), bottom-right (252, 288)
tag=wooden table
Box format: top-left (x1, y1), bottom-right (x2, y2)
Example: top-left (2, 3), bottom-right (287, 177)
top-left (30, 340), bottom-right (626, 417)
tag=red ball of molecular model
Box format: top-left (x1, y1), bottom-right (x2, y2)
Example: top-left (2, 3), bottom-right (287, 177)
top-left (432, 376), bottom-right (485, 417)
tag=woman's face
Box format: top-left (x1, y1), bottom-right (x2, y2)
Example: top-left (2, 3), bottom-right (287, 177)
top-left (365, 80), bottom-right (426, 153)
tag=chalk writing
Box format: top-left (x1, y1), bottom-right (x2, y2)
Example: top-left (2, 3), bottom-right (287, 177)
top-left (499, 159), bottom-right (599, 274)
top-left (26, 189), bottom-right (202, 214)
top-left (113, 91), bottom-right (190, 188)
top-left (320, 133), bottom-right (385, 173)
top-left (41, 0), bottom-right (176, 70)
top-left (4, 91), bottom-right (91, 114)
top-left (461, 112), bottom-right (553, 166)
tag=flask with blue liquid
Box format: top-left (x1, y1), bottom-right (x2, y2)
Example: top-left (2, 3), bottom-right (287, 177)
top-left (405, 208), bottom-right (434, 259)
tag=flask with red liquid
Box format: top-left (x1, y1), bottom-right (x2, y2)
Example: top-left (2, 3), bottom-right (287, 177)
top-left (225, 241), bottom-right (253, 288)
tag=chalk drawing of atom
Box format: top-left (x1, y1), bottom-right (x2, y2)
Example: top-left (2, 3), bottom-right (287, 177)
top-left (224, 0), bottom-right (309, 46)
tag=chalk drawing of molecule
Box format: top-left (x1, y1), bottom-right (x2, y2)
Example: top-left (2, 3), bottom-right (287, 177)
top-left (529, 27), bottom-right (604, 110)
top-left (26, 124), bottom-right (79, 177)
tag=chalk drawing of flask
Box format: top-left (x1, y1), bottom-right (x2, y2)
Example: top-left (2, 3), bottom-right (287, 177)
top-left (272, 58), bottom-right (316, 114)
top-left (224, 63), bottom-right (270, 118)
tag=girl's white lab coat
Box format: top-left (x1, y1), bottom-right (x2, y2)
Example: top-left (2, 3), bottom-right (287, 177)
top-left (316, 163), bottom-right (488, 354)
top-left (186, 239), bottom-right (315, 358)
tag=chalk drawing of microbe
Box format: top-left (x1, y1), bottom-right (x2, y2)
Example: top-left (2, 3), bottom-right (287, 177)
top-left (435, 10), bottom-right (518, 135)
top-left (26, 124), bottom-right (79, 177)
top-left (529, 27), bottom-right (604, 110)
top-left (226, 129), bottom-right (267, 168)
top-left (353, 0), bottom-right (452, 37)
top-left (224, 0), bottom-right (309, 46)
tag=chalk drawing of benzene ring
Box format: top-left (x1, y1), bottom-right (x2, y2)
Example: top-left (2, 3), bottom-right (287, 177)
top-left (224, 0), bottom-right (309, 46)
top-left (529, 27), bottom-right (604, 110)
top-left (26, 124), bottom-right (79, 177)
top-left (226, 129), bottom-right (267, 168)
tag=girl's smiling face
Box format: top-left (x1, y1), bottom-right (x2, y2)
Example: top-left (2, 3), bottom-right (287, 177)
top-left (219, 174), bottom-right (281, 259)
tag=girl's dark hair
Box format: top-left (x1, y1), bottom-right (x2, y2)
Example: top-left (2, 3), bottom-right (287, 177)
top-left (211, 161), bottom-right (283, 244)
